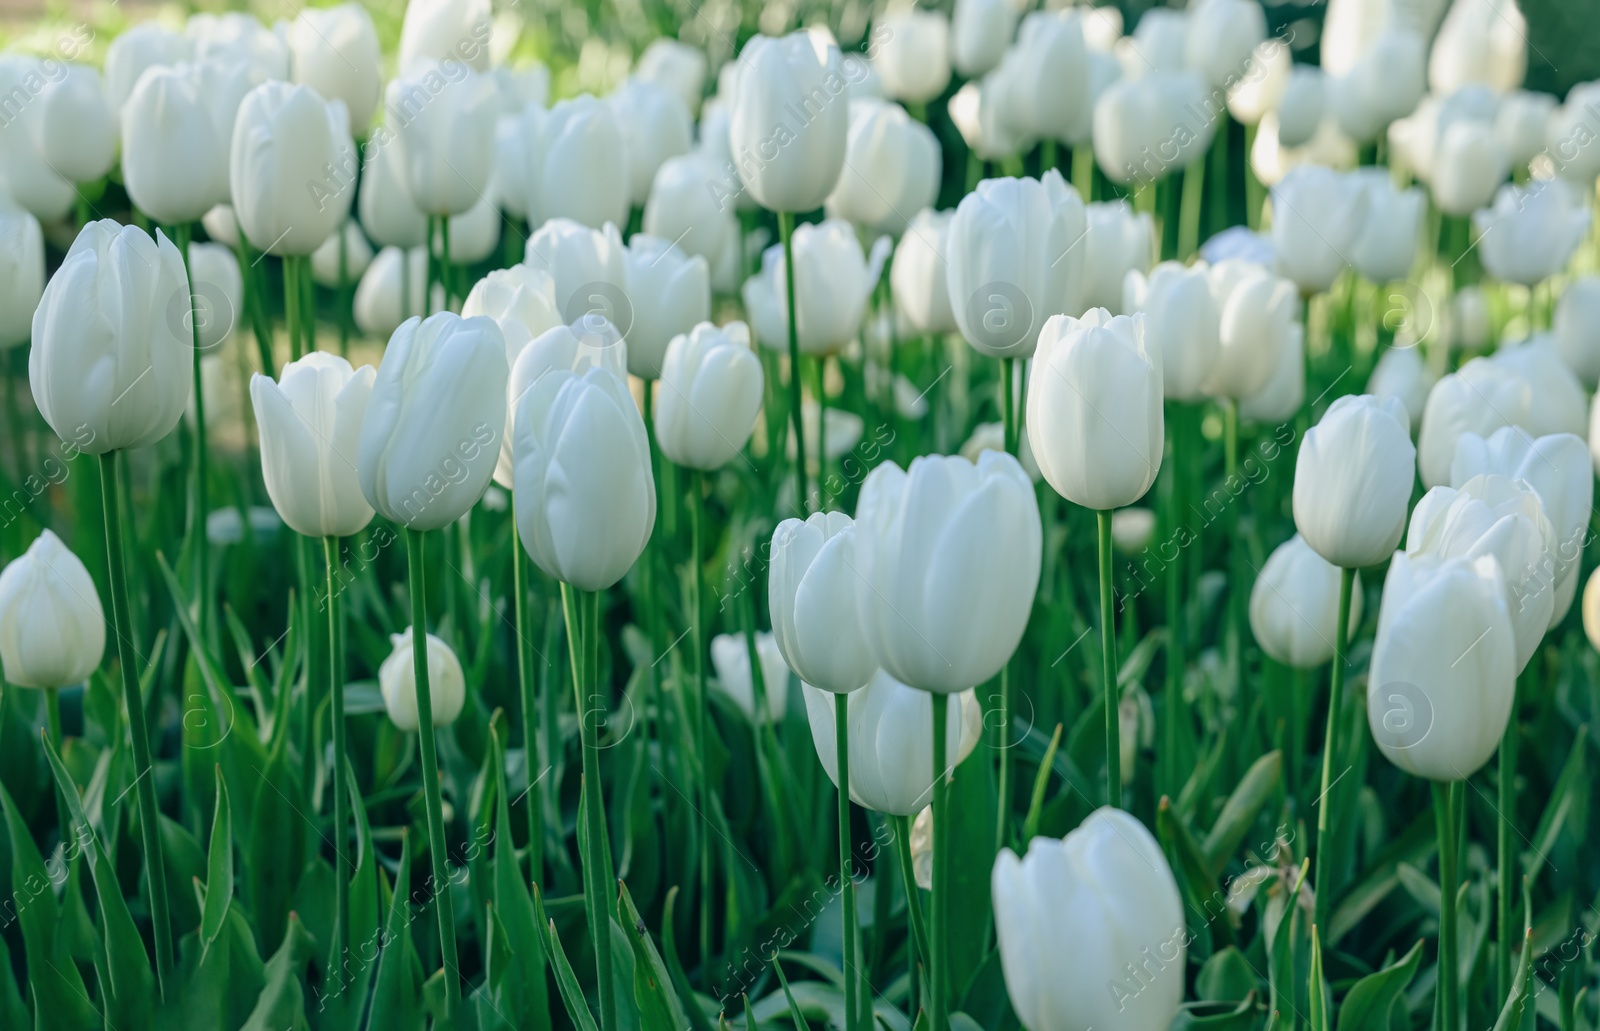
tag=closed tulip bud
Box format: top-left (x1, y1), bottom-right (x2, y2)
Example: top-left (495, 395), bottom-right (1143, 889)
top-left (1069, 54), bottom-right (1123, 149)
top-left (1271, 166), bottom-right (1367, 293)
top-left (463, 268), bottom-right (565, 486)
top-left (523, 219), bottom-right (627, 329)
top-left (1206, 260), bottom-right (1294, 399)
top-left (379, 627), bottom-right (466, 732)
top-left (1239, 322), bottom-right (1306, 424)
top-left (434, 192), bottom-right (500, 265)
top-left (1546, 83), bottom-right (1600, 186)
top-left (1492, 336), bottom-right (1586, 439)
top-left (775, 219), bottom-right (890, 355)
top-left (644, 153), bottom-right (739, 270)
top-left (1429, 0), bottom-right (1527, 94)
top-left (105, 23), bottom-right (193, 114)
top-left (951, 0), bottom-right (1019, 78)
top-left (804, 672), bottom-right (983, 814)
top-left (1120, 7), bottom-right (1188, 76)
top-left (1227, 39), bottom-right (1291, 125)
top-left (185, 242), bottom-right (243, 350)
top-left (854, 452), bottom-right (1041, 693)
top-left (360, 134), bottom-right (429, 249)
top-left (993, 808), bottom-right (1186, 1031)
top-left (1418, 357), bottom-right (1532, 487)
top-left (742, 245), bottom-right (787, 349)
top-left (1292, 394), bottom-right (1415, 568)
top-left (871, 8), bottom-right (951, 105)
top-left (1346, 170), bottom-right (1424, 284)
top-left (31, 221), bottom-right (191, 453)
top-left (0, 201), bottom-right (43, 348)
top-left (1474, 179), bottom-right (1590, 286)
top-left (728, 32), bottom-right (850, 213)
top-left (891, 209), bottom-right (957, 335)
top-left (769, 512), bottom-right (878, 694)
top-left (711, 632), bottom-right (789, 723)
top-left (1111, 507), bottom-right (1156, 554)
top-left (1496, 90), bottom-right (1554, 166)
top-left (948, 78), bottom-right (1024, 162)
top-left (232, 82), bottom-right (355, 256)
top-left (514, 363), bottom-right (655, 591)
top-left (186, 12), bottom-right (288, 80)
top-left (290, 5), bottom-right (382, 131)
top-left (827, 99), bottom-right (941, 236)
top-left (1451, 285), bottom-right (1492, 352)
top-left (636, 38), bottom-right (707, 114)
top-left (655, 321), bottom-right (762, 470)
top-left (992, 11), bottom-right (1091, 143)
top-left (311, 221), bottom-right (375, 288)
top-left (398, 0), bottom-right (492, 74)
top-left (251, 353), bottom-right (376, 539)
top-left (519, 96), bottom-right (630, 230)
top-left (1366, 345), bottom-right (1436, 429)
top-left (385, 64), bottom-right (497, 218)
top-left (1274, 66), bottom-right (1326, 148)
top-left (1029, 309), bottom-right (1163, 509)
top-left (359, 312), bottom-right (508, 530)
top-left (353, 246), bottom-right (430, 338)
top-left (121, 65), bottom-right (229, 225)
top-left (0, 530), bottom-right (105, 689)
top-left (1452, 427), bottom-right (1591, 627)
top-left (500, 316), bottom-right (625, 487)
top-left (1185, 0), bottom-right (1266, 90)
top-left (622, 235), bottom-right (710, 379)
top-left (1329, 30), bottom-right (1427, 143)
top-left (607, 78), bottom-right (692, 208)
top-left (1250, 534), bottom-right (1364, 668)
top-left (1407, 473), bottom-right (1553, 670)
top-left (1079, 200), bottom-right (1153, 314)
top-left (1123, 262), bottom-right (1217, 401)
top-left (947, 171), bottom-right (1085, 359)
top-left (960, 421), bottom-right (1042, 481)
top-left (202, 206), bottom-right (239, 248)
top-left (1368, 551), bottom-right (1515, 780)
top-left (30, 64), bottom-right (116, 184)
top-left (1432, 121), bottom-right (1509, 216)
top-left (1555, 277), bottom-right (1600, 385)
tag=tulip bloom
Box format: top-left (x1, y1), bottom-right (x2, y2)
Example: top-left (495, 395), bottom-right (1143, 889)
top-left (1368, 552), bottom-right (1515, 781)
top-left (31, 221), bottom-right (192, 454)
top-left (768, 512), bottom-right (878, 695)
top-left (121, 65), bottom-right (229, 225)
top-left (0, 530), bottom-right (105, 689)
top-left (1474, 179), bottom-right (1591, 286)
top-left (1274, 66), bottom-right (1326, 148)
top-left (398, 0), bottom-right (491, 74)
top-left (802, 672), bottom-right (983, 814)
top-left (1206, 260), bottom-right (1295, 400)
top-left (636, 38), bottom-right (707, 114)
top-left (1366, 345), bottom-right (1436, 428)
top-left (1250, 535), bottom-right (1364, 668)
top-left (711, 632), bottom-right (790, 724)
top-left (1270, 165), bottom-right (1367, 293)
top-left (385, 63), bottom-right (498, 218)
top-left (523, 218), bottom-right (628, 329)
top-left (358, 312), bottom-right (508, 530)
top-left (32, 63), bottom-right (117, 185)
top-left (1432, 120), bottom-right (1509, 217)
top-left (1079, 200), bottom-right (1153, 315)
top-left (990, 11), bottom-right (1091, 144)
top-left (946, 171), bottom-right (1086, 359)
top-left (359, 133), bottom-right (429, 249)
top-left (252, 353), bottom-right (377, 539)
top-left (622, 235), bottom-right (711, 379)
top-left (1293, 394), bottom-right (1416, 569)
top-left (520, 95), bottom-right (630, 230)
top-left (728, 32), bottom-right (850, 213)
top-left (891, 209), bottom-right (957, 335)
top-left (1239, 323), bottom-right (1305, 424)
top-left (1417, 357), bottom-right (1534, 488)
top-left (644, 152), bottom-right (739, 271)
top-left (0, 201), bottom-right (43, 348)
top-left (871, 8), bottom-right (952, 105)
top-left (1028, 309), bottom-right (1164, 511)
top-left (500, 316), bottom-right (626, 489)
top-left (827, 99), bottom-right (941, 236)
top-left (1428, 0), bottom-right (1527, 94)
top-left (231, 81), bottom-right (356, 256)
top-left (354, 246), bottom-right (430, 338)
top-left (311, 222), bottom-right (375, 288)
top-left (655, 321), bottom-right (763, 471)
top-left (951, 0), bottom-right (1019, 78)
top-left (853, 452), bottom-right (1041, 693)
top-left (993, 808), bottom-right (1186, 1031)
top-left (1349, 169), bottom-right (1424, 283)
top-left (1555, 276), bottom-right (1600, 385)
top-left (1123, 261), bottom-right (1217, 400)
top-left (514, 364), bottom-right (655, 592)
top-left (608, 78), bottom-right (693, 208)
top-left (774, 219), bottom-right (889, 355)
top-left (290, 5), bottom-right (382, 131)
top-left (379, 627), bottom-right (467, 732)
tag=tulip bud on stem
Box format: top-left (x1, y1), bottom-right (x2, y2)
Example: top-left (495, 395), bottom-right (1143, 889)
top-left (1097, 509), bottom-right (1121, 809)
top-left (403, 528), bottom-right (462, 1021)
top-left (1312, 565), bottom-right (1355, 934)
top-left (928, 696), bottom-right (949, 1031)
top-left (97, 452), bottom-right (174, 999)
top-left (778, 212), bottom-right (810, 513)
top-left (1433, 779), bottom-right (1463, 1031)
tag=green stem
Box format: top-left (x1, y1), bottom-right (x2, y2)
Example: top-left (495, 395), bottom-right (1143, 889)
top-left (177, 222), bottom-right (209, 642)
top-left (1224, 399), bottom-right (1244, 732)
top-left (403, 528), bottom-right (460, 1020)
top-left (1097, 509), bottom-right (1121, 808)
top-left (779, 211), bottom-right (809, 512)
top-left (1314, 566), bottom-right (1355, 934)
top-left (689, 468), bottom-right (713, 975)
top-left (514, 543), bottom-right (544, 889)
top-left (1164, 403), bottom-right (1187, 797)
top-left (44, 687), bottom-right (61, 751)
top-left (1433, 780), bottom-right (1460, 1031)
top-left (401, 247), bottom-right (413, 326)
top-left (894, 812), bottom-right (929, 988)
top-left (98, 452), bottom-right (173, 998)
top-left (338, 227), bottom-right (350, 357)
top-left (1496, 673), bottom-right (1521, 1002)
top-left (1244, 122), bottom-right (1264, 231)
top-left (929, 696), bottom-right (948, 1031)
top-left (1178, 157), bottom-right (1206, 260)
top-left (324, 535), bottom-right (350, 977)
top-left (1072, 143), bottom-right (1095, 204)
top-left (997, 355), bottom-right (1018, 847)
top-left (561, 581), bottom-right (616, 1030)
top-left (285, 252), bottom-right (303, 361)
top-left (441, 214), bottom-right (453, 309)
top-left (836, 695), bottom-right (859, 1031)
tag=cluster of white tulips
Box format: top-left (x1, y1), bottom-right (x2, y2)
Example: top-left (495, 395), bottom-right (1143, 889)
top-left (0, 0), bottom-right (1598, 1028)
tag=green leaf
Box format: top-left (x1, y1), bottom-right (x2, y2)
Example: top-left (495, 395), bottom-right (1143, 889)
top-left (772, 958), bottom-right (808, 1029)
top-left (247, 729), bottom-right (306, 953)
top-left (662, 886), bottom-right (716, 1031)
top-left (619, 881), bottom-right (688, 1031)
top-left (1490, 930), bottom-right (1534, 1031)
top-left (240, 911), bottom-right (316, 1031)
top-left (1021, 723), bottom-right (1063, 845)
top-left (1308, 925), bottom-right (1330, 1031)
top-left (492, 729), bottom-right (551, 1031)
top-left (203, 766), bottom-right (233, 954)
top-left (1197, 947), bottom-right (1259, 1003)
top-left (534, 883), bottom-right (602, 1031)
top-left (1157, 797), bottom-right (1223, 959)
top-left (1524, 726), bottom-right (1586, 891)
top-left (1336, 939), bottom-right (1423, 1031)
top-left (366, 833), bottom-right (424, 1031)
top-left (1201, 751), bottom-right (1282, 881)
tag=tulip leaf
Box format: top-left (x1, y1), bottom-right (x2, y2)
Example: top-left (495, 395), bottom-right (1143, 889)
top-left (202, 766), bottom-right (233, 954)
top-left (533, 883), bottom-right (601, 1031)
top-left (619, 880), bottom-right (687, 1031)
top-left (365, 833), bottom-right (424, 1031)
top-left (1157, 797), bottom-right (1225, 959)
top-left (316, 759), bottom-right (381, 1026)
top-left (662, 886), bottom-right (716, 1031)
top-left (1523, 725), bottom-right (1586, 891)
top-left (247, 729), bottom-right (307, 954)
top-left (491, 727), bottom-right (551, 1031)
top-left (239, 911), bottom-right (315, 1031)
top-left (1335, 938), bottom-right (1423, 1031)
top-left (1308, 925), bottom-right (1330, 1031)
top-left (1197, 946), bottom-right (1260, 1003)
top-left (1201, 751), bottom-right (1282, 881)
top-left (1490, 929), bottom-right (1534, 1031)
top-left (1169, 994), bottom-right (1259, 1030)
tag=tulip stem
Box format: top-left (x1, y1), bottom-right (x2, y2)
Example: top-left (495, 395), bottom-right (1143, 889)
top-left (1496, 671), bottom-right (1522, 1002)
top-left (337, 228), bottom-right (350, 357)
top-left (177, 222), bottom-right (210, 643)
top-left (816, 358), bottom-right (828, 501)
top-left (403, 528), bottom-right (461, 1020)
top-left (1433, 779), bottom-right (1461, 1031)
top-left (323, 535), bottom-right (350, 979)
top-left (1313, 565), bottom-right (1355, 934)
top-left (401, 247), bottom-right (413, 326)
top-left (836, 695), bottom-right (860, 1031)
top-left (1164, 402), bottom-right (1188, 797)
top-left (689, 468), bottom-right (713, 976)
top-left (97, 452), bottom-right (173, 1000)
top-left (1072, 144), bottom-right (1095, 205)
top-left (1244, 123), bottom-right (1265, 231)
top-left (561, 580), bottom-right (617, 1031)
top-left (285, 252), bottom-right (303, 360)
top-left (440, 215), bottom-right (453, 309)
top-left (44, 688), bottom-right (61, 751)
top-left (997, 355), bottom-right (1019, 847)
top-left (1178, 157), bottom-right (1205, 260)
top-left (513, 543), bottom-right (544, 890)
top-left (893, 811), bottom-right (929, 992)
top-left (929, 696), bottom-right (948, 1031)
top-left (778, 210), bottom-right (809, 513)
top-left (1096, 509), bottom-right (1122, 808)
